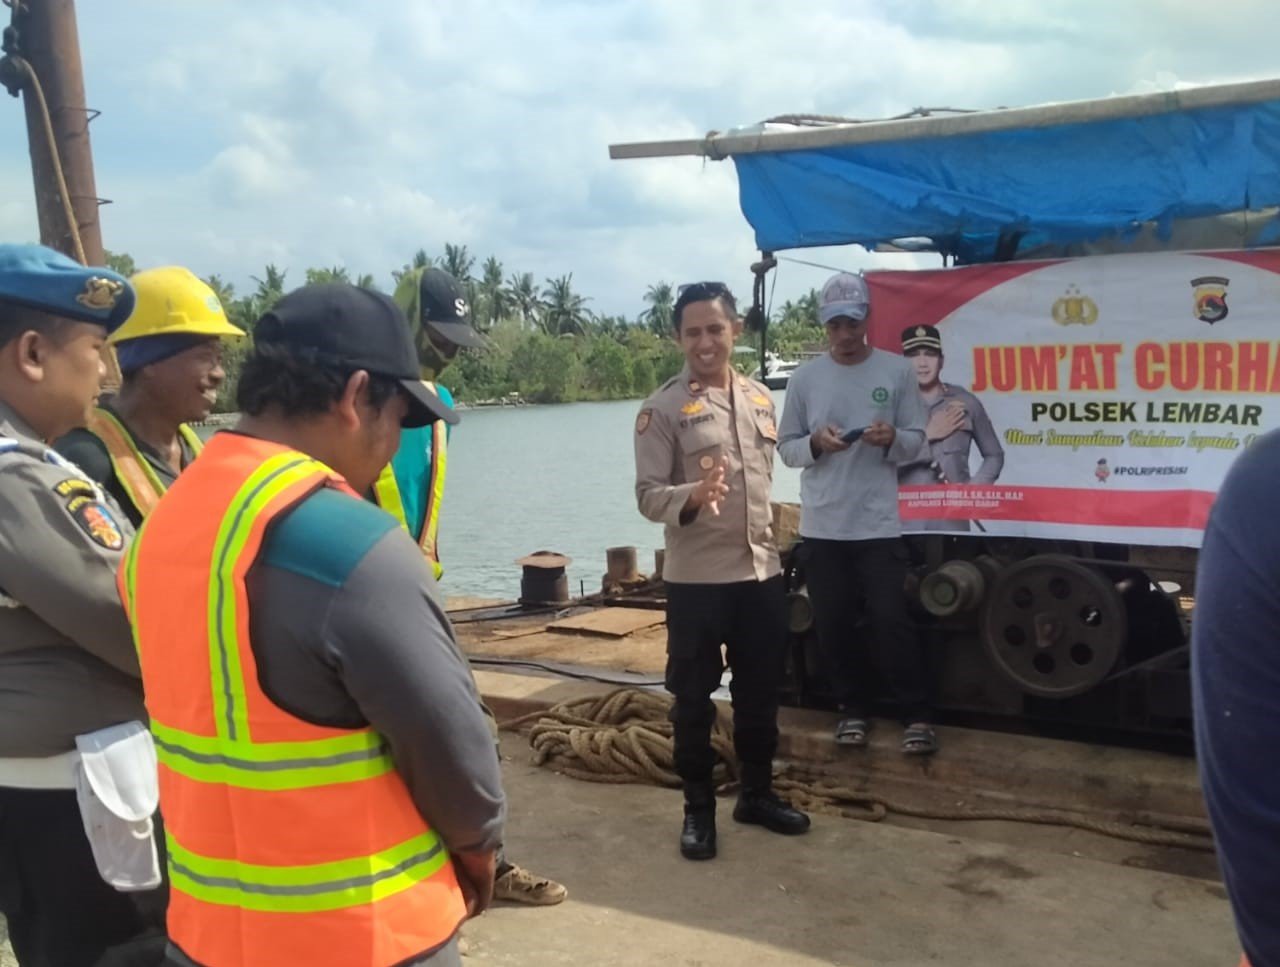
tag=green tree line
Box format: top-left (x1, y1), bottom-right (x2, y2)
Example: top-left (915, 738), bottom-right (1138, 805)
top-left (105, 247), bottom-right (828, 412)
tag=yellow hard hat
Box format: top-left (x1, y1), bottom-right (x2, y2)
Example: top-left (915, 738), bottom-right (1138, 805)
top-left (109, 266), bottom-right (245, 344)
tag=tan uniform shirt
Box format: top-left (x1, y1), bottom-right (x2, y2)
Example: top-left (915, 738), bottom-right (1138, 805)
top-left (634, 367), bottom-right (781, 585)
top-left (0, 400), bottom-right (143, 760)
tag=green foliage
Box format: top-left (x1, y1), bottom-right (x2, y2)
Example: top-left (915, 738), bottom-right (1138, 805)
top-left (104, 250), bottom-right (136, 277)
top-left (514, 333), bottom-right (582, 403)
top-left (641, 281), bottom-right (674, 335)
top-left (541, 274), bottom-right (592, 336)
top-left (213, 336), bottom-right (252, 414)
top-left (631, 356), bottom-right (657, 396)
top-left (583, 336), bottom-right (633, 398)
top-left (766, 288), bottom-right (826, 356)
top-left (108, 247), bottom-right (766, 406)
top-left (392, 248), bottom-right (432, 284)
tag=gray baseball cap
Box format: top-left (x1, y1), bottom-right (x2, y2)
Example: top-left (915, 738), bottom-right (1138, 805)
top-left (818, 272), bottom-right (870, 324)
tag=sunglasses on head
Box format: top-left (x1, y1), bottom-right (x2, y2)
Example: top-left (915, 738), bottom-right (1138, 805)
top-left (676, 281), bottom-right (729, 300)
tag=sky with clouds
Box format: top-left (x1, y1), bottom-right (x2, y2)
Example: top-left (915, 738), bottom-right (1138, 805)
top-left (3, 0), bottom-right (1279, 318)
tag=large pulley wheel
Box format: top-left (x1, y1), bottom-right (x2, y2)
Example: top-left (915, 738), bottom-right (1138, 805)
top-left (981, 555), bottom-right (1126, 699)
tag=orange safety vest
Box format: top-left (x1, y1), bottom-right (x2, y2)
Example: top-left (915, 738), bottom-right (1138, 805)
top-left (120, 432), bottom-right (465, 966)
top-left (86, 407), bottom-right (204, 518)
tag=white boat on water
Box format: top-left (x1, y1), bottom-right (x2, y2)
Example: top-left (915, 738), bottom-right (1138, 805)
top-left (753, 352), bottom-right (801, 389)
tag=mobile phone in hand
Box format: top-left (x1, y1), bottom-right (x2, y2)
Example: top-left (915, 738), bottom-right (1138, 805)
top-left (841, 426), bottom-right (867, 444)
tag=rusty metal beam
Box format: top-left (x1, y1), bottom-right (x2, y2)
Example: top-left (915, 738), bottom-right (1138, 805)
top-left (11, 0), bottom-right (119, 384)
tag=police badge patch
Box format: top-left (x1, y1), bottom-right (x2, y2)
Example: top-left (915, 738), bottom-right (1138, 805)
top-left (636, 409), bottom-right (652, 435)
top-left (65, 495), bottom-right (124, 550)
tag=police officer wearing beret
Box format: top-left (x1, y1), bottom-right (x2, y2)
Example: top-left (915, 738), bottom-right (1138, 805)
top-left (0, 245), bottom-right (165, 966)
top-left (634, 281), bottom-right (810, 862)
top-left (897, 324), bottom-right (1004, 532)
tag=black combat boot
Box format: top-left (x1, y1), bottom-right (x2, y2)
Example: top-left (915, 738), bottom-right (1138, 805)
top-left (733, 763), bottom-right (811, 836)
top-left (680, 780), bottom-right (717, 860)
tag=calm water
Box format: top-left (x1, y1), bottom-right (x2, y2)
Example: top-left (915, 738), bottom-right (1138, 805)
top-left (202, 391), bottom-right (799, 599)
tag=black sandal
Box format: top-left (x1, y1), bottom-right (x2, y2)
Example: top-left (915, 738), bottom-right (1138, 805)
top-left (835, 717), bottom-right (871, 747)
top-left (902, 724), bottom-right (938, 756)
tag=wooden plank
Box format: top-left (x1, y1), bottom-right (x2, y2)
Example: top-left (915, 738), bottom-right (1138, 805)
top-left (546, 607), bottom-right (666, 639)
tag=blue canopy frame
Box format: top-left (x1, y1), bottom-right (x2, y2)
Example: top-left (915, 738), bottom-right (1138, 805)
top-left (611, 79), bottom-right (1280, 264)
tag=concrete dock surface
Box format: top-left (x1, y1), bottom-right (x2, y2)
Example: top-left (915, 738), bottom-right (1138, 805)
top-left (461, 734), bottom-right (1235, 967)
top-left (0, 731), bottom-right (1237, 966)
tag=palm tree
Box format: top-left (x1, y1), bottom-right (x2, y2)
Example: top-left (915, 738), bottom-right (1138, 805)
top-left (354, 272), bottom-right (378, 291)
top-left (441, 243), bottom-right (475, 283)
top-left (792, 288), bottom-right (819, 326)
top-left (641, 281), bottom-right (675, 335)
top-left (594, 314), bottom-right (629, 338)
top-left (249, 264), bottom-right (288, 317)
top-left (541, 274), bottom-right (592, 336)
top-left (392, 248), bottom-right (432, 284)
top-left (506, 272), bottom-right (541, 329)
top-left (479, 256), bottom-right (507, 327)
top-left (305, 266), bottom-right (352, 286)
top-left (204, 274), bottom-right (236, 309)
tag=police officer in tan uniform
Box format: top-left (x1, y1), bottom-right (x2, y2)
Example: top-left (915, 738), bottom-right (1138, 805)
top-left (897, 324), bottom-right (1003, 532)
top-left (0, 244), bottom-right (166, 966)
top-left (634, 281), bottom-right (809, 862)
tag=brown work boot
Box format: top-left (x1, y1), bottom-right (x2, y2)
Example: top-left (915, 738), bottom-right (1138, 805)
top-left (493, 864), bottom-right (568, 905)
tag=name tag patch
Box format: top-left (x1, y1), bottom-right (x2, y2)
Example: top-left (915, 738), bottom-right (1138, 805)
top-left (54, 477), bottom-right (96, 498)
top-left (680, 413), bottom-right (715, 429)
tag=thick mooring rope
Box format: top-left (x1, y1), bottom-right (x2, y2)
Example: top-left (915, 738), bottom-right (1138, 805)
top-left (504, 688), bottom-right (1215, 853)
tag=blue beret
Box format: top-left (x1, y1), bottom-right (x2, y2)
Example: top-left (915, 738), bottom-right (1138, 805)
top-left (0, 243), bottom-right (135, 333)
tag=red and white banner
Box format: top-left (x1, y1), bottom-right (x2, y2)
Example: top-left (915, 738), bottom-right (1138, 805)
top-left (864, 249), bottom-right (1280, 547)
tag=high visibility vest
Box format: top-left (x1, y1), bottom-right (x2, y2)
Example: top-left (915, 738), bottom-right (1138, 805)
top-left (86, 407), bottom-right (204, 518)
top-left (373, 383), bottom-right (448, 580)
top-left (120, 432), bottom-right (465, 966)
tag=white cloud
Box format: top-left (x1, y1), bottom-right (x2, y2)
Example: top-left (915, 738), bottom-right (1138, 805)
top-left (3, 0), bottom-right (1278, 317)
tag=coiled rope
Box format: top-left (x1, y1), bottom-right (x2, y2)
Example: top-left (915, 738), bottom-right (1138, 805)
top-left (504, 687), bottom-right (1215, 852)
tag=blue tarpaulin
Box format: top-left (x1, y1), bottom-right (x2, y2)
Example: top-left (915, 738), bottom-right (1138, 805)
top-left (732, 98), bottom-right (1280, 263)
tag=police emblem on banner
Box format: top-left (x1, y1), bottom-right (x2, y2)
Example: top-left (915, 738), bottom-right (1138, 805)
top-left (1051, 284), bottom-right (1099, 326)
top-left (1190, 276), bottom-right (1229, 324)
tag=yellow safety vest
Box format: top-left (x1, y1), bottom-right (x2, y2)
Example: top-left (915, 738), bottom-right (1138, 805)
top-left (86, 407), bottom-right (203, 519)
top-left (372, 383), bottom-right (448, 581)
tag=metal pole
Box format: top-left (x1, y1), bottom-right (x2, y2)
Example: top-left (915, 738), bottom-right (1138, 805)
top-left (17, 0), bottom-right (102, 264)
top-left (609, 77), bottom-right (1280, 160)
top-left (8, 0), bottom-right (120, 386)
top-left (749, 252), bottom-right (776, 386)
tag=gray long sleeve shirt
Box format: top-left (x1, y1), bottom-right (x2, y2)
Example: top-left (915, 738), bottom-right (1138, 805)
top-left (247, 485), bottom-right (506, 856)
top-left (777, 350), bottom-right (926, 541)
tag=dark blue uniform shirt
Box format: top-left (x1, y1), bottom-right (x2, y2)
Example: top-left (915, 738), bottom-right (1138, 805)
top-left (1193, 430), bottom-right (1280, 966)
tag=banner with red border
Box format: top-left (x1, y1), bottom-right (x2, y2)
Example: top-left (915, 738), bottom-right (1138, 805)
top-left (864, 249), bottom-right (1280, 547)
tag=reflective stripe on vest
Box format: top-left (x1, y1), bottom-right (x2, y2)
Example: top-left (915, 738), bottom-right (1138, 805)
top-left (121, 434), bottom-right (464, 965)
top-left (87, 407), bottom-right (203, 518)
top-left (165, 828), bottom-right (450, 914)
top-left (373, 384), bottom-right (447, 580)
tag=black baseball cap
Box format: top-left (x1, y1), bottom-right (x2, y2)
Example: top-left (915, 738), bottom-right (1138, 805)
top-left (255, 283), bottom-right (459, 428)
top-left (419, 268), bottom-right (485, 348)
